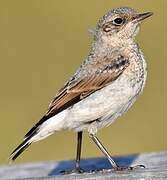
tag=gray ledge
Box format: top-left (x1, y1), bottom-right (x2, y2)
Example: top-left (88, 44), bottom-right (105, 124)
top-left (0, 151), bottom-right (167, 179)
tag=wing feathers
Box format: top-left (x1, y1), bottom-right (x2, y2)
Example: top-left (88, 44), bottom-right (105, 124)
top-left (24, 55), bottom-right (129, 141)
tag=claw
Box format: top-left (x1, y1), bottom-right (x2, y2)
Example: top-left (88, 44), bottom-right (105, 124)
top-left (130, 164), bottom-right (146, 170)
top-left (114, 164), bottom-right (145, 171)
top-left (60, 168), bottom-right (85, 174)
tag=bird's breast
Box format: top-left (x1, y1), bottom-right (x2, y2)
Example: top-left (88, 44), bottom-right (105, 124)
top-left (63, 50), bottom-right (147, 131)
top-left (124, 49), bottom-right (147, 95)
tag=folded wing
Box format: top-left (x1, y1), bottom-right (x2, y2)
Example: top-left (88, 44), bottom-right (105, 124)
top-left (25, 54), bottom-right (129, 139)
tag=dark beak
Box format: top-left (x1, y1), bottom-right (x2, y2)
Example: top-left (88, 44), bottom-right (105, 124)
top-left (133, 12), bottom-right (153, 22)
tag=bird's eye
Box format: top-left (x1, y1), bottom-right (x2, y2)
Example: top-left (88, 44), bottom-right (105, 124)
top-left (113, 18), bottom-right (124, 25)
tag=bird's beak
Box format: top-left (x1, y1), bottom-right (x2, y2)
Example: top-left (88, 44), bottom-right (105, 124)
top-left (133, 12), bottom-right (153, 23)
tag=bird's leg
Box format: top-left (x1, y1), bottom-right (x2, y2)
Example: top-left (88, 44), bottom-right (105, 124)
top-left (89, 133), bottom-right (145, 171)
top-left (61, 131), bottom-right (84, 174)
top-left (74, 131), bottom-right (84, 173)
top-left (89, 133), bottom-right (118, 170)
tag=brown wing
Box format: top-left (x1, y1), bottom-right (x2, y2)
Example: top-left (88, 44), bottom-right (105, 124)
top-left (24, 55), bottom-right (129, 138)
top-left (47, 74), bottom-right (117, 116)
top-left (47, 56), bottom-right (129, 116)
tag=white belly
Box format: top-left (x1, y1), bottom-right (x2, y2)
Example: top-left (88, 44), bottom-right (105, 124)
top-left (66, 73), bottom-right (144, 131)
top-left (32, 71), bottom-right (146, 142)
top-left (31, 51), bottom-right (147, 142)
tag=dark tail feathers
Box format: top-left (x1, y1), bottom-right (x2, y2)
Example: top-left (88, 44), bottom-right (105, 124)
top-left (9, 137), bottom-right (32, 161)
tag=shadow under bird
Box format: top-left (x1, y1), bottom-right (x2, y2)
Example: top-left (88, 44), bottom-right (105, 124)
top-left (10, 7), bottom-right (153, 172)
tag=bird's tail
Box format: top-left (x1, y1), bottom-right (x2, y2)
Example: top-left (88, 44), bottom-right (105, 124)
top-left (9, 135), bottom-right (33, 161)
top-left (9, 115), bottom-right (47, 161)
top-left (9, 113), bottom-right (63, 161)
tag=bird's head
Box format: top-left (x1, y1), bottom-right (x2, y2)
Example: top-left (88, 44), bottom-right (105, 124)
top-left (94, 7), bottom-right (153, 46)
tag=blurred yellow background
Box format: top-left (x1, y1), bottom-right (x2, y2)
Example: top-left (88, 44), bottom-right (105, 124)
top-left (0, 0), bottom-right (166, 165)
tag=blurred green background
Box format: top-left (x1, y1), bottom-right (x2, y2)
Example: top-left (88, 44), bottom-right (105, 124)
top-left (0, 0), bottom-right (166, 165)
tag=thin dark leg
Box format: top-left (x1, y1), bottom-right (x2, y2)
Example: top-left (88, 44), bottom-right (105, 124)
top-left (75, 131), bottom-right (83, 172)
top-left (89, 134), bottom-right (118, 169)
top-left (89, 134), bottom-right (145, 171)
top-left (61, 132), bottom-right (83, 174)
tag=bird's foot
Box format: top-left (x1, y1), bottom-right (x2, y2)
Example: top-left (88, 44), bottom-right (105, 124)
top-left (114, 164), bottom-right (145, 171)
top-left (60, 168), bottom-right (85, 174)
top-left (94, 164), bottom-right (145, 173)
top-left (60, 165), bottom-right (145, 174)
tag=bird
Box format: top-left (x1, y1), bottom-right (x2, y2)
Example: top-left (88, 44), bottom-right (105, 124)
top-left (10, 7), bottom-right (153, 172)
